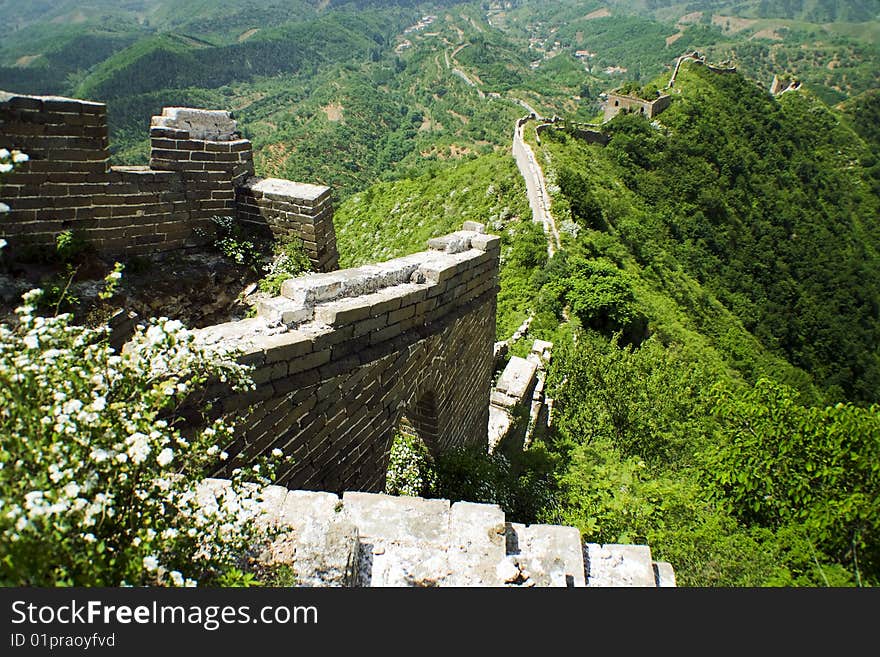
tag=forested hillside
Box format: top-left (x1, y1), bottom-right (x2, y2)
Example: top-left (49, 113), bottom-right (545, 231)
top-left (2, 0), bottom-right (877, 187)
top-left (337, 58), bottom-right (880, 585)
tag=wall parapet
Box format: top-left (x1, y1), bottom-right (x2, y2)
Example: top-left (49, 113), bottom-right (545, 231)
top-left (204, 480), bottom-right (677, 587)
top-left (0, 92), bottom-right (338, 269)
top-left (603, 91), bottom-right (672, 123)
top-left (194, 223), bottom-right (500, 492)
top-left (237, 176), bottom-right (338, 272)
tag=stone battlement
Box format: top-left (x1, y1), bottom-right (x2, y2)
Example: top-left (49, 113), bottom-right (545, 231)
top-left (0, 92), bottom-right (338, 271)
top-left (198, 480), bottom-right (676, 587)
top-left (194, 223), bottom-right (500, 493)
top-left (603, 91), bottom-right (672, 123)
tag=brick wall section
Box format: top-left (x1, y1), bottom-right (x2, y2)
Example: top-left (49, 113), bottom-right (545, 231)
top-left (0, 92), bottom-right (339, 266)
top-left (149, 107), bottom-right (254, 232)
top-left (194, 223), bottom-right (500, 493)
top-left (534, 118), bottom-right (610, 146)
top-left (236, 177), bottom-right (339, 272)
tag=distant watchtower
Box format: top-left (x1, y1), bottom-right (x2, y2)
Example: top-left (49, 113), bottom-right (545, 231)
top-left (603, 90), bottom-right (672, 122)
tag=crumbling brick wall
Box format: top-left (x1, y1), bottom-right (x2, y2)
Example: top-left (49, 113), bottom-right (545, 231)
top-left (0, 92), bottom-right (338, 270)
top-left (196, 223), bottom-right (499, 492)
top-left (603, 92), bottom-right (672, 123)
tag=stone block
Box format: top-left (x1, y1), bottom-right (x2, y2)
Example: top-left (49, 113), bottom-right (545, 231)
top-left (584, 543), bottom-right (657, 587)
top-left (470, 233), bottom-right (501, 252)
top-left (243, 176), bottom-right (329, 203)
top-left (417, 257), bottom-right (459, 284)
top-left (342, 492), bottom-right (450, 548)
top-left (448, 502), bottom-right (507, 586)
top-left (358, 542), bottom-right (450, 587)
top-left (268, 490), bottom-right (359, 587)
top-left (505, 523), bottom-right (586, 587)
top-left (653, 561), bottom-right (677, 587)
top-left (462, 221), bottom-right (486, 233)
top-left (427, 231), bottom-right (473, 254)
top-left (257, 296), bottom-right (313, 327)
top-left (488, 405), bottom-right (513, 452)
top-left (495, 356), bottom-right (538, 402)
top-left (529, 339), bottom-right (553, 365)
top-left (313, 296), bottom-right (373, 326)
top-left (152, 107), bottom-right (238, 141)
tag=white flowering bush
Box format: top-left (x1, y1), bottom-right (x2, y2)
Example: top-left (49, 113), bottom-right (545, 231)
top-left (1, 148), bottom-right (28, 243)
top-left (0, 291), bottom-right (282, 586)
top-left (559, 219), bottom-right (581, 238)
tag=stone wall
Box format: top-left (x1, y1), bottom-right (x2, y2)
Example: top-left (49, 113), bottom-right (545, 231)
top-left (237, 177), bottom-right (339, 272)
top-left (770, 74), bottom-right (802, 96)
top-left (0, 92), bottom-right (338, 270)
top-left (668, 51), bottom-right (738, 89)
top-left (195, 223), bottom-right (499, 493)
top-left (534, 116), bottom-right (609, 146)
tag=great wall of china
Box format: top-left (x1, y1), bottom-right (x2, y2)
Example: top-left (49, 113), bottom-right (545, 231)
top-left (0, 89), bottom-right (676, 586)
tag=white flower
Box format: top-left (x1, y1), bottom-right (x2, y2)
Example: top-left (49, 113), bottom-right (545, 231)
top-left (169, 570), bottom-right (184, 586)
top-left (156, 448), bottom-right (174, 467)
top-left (83, 533), bottom-right (96, 543)
top-left (91, 396), bottom-right (106, 412)
top-left (22, 289), bottom-right (42, 303)
top-left (11, 151), bottom-right (28, 163)
top-left (0, 148), bottom-right (9, 159)
top-left (0, 205), bottom-right (9, 215)
top-left (0, 163), bottom-right (12, 174)
top-left (143, 555), bottom-right (159, 572)
top-left (63, 482), bottom-right (80, 499)
top-left (126, 432), bottom-right (150, 464)
top-left (90, 448), bottom-right (110, 463)
top-left (271, 448), bottom-right (283, 458)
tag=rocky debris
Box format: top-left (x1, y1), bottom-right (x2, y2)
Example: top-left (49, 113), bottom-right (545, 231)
top-left (266, 489), bottom-right (360, 587)
top-left (0, 248), bottom-right (264, 331)
top-left (488, 338), bottom-right (554, 453)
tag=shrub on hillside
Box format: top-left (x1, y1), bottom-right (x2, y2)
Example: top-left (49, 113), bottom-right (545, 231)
top-left (0, 290), bottom-right (284, 586)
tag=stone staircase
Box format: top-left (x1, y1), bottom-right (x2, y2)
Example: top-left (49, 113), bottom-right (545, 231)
top-left (231, 482), bottom-right (676, 587)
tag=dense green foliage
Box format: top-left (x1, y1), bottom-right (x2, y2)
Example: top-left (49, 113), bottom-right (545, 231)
top-left (545, 336), bottom-right (868, 586)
